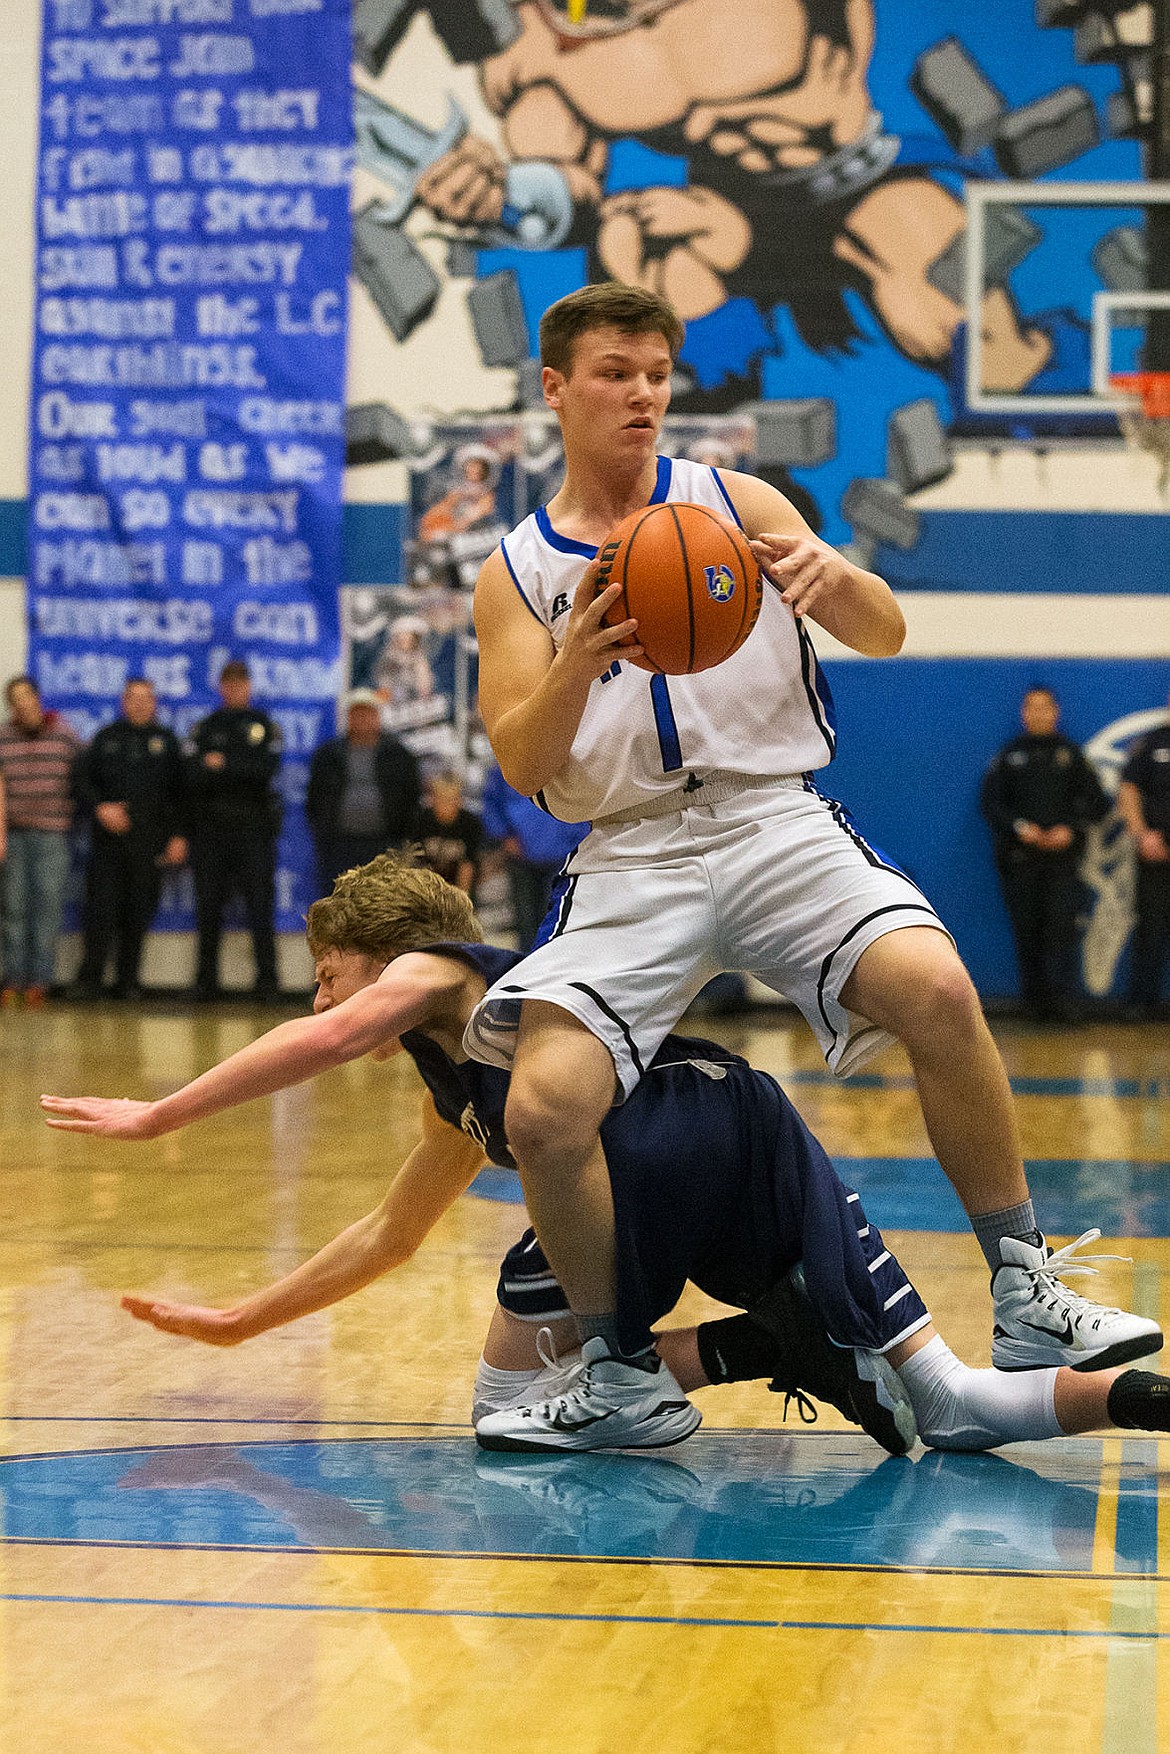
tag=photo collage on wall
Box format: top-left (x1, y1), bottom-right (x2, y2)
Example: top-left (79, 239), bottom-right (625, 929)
top-left (341, 413), bottom-right (759, 792)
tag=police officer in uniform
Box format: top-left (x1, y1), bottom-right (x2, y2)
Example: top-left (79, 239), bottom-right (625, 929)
top-left (186, 660), bottom-right (282, 999)
top-left (72, 677), bottom-right (188, 1000)
top-left (1118, 688), bottom-right (1170, 1019)
top-left (981, 686), bottom-right (1109, 1019)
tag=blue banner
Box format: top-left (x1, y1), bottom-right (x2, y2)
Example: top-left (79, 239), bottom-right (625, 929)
top-left (29, 0), bottom-right (352, 930)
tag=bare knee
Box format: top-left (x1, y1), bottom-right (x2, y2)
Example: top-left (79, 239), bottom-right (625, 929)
top-left (846, 929), bottom-right (987, 1051)
top-left (504, 1029), bottom-right (615, 1171)
top-left (505, 1076), bottom-right (605, 1169)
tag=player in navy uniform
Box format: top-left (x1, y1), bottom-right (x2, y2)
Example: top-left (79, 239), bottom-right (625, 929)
top-left (466, 282), bottom-right (1157, 1446)
top-left (41, 854), bottom-right (1170, 1457)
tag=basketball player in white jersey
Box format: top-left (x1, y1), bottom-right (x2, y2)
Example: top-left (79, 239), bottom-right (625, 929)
top-left (466, 281), bottom-right (1160, 1450)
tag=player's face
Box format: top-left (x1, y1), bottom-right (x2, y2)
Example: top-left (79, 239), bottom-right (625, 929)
top-left (312, 947), bottom-right (388, 1012)
top-left (547, 326), bottom-right (672, 463)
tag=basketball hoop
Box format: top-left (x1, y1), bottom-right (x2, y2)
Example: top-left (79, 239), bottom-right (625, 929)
top-left (1110, 370), bottom-right (1170, 491)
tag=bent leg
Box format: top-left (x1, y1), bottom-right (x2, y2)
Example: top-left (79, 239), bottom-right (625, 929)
top-left (504, 1001), bottom-right (629, 1341)
top-left (842, 926), bottom-right (1030, 1222)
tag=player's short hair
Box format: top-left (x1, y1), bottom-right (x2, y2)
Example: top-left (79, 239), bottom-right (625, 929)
top-left (539, 283), bottom-right (684, 375)
top-left (306, 850), bottom-right (482, 965)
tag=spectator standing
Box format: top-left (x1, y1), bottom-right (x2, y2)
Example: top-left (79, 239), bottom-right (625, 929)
top-left (71, 677), bottom-right (188, 1000)
top-left (0, 675), bottom-right (80, 1007)
top-left (1117, 688), bottom-right (1170, 1019)
top-left (305, 690), bottom-right (420, 897)
top-left (185, 660), bottom-right (282, 999)
top-left (480, 762), bottom-right (586, 950)
top-left (981, 686), bottom-right (1109, 1019)
top-left (413, 770), bottom-right (482, 894)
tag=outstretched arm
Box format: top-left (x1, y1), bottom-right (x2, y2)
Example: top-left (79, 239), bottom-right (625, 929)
top-left (40, 952), bottom-right (464, 1140)
top-left (121, 1092), bottom-right (486, 1345)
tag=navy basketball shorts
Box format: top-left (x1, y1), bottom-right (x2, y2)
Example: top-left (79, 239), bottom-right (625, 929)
top-left (465, 778), bottom-right (949, 1097)
top-left (496, 1059), bottom-right (931, 1359)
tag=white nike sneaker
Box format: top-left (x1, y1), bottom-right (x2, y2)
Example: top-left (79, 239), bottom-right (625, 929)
top-left (471, 1328), bottom-right (584, 1426)
top-left (991, 1229), bottom-right (1163, 1372)
top-left (475, 1336), bottom-right (702, 1454)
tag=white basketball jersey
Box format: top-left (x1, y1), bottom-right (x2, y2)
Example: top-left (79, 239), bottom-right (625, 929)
top-left (499, 457), bottom-right (837, 823)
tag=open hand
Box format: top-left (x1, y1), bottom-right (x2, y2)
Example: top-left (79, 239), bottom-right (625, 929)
top-left (122, 1294), bottom-right (243, 1345)
top-left (40, 1094), bottom-right (164, 1139)
top-left (558, 561), bottom-right (643, 680)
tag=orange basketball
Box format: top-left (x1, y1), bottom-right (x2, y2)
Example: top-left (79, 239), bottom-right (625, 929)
top-left (597, 501), bottom-right (762, 675)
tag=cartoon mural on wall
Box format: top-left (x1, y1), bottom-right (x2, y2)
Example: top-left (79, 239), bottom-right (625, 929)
top-left (342, 0), bottom-right (1167, 997)
top-left (347, 0), bottom-right (1159, 544)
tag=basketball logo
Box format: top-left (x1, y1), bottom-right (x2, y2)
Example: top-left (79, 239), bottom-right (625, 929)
top-left (704, 564), bottom-right (735, 602)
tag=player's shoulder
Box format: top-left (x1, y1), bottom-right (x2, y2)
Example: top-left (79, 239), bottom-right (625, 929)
top-left (713, 466), bottom-right (805, 536)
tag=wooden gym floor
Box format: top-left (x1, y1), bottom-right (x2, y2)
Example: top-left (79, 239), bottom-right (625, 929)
top-left (1, 995), bottom-right (1169, 1753)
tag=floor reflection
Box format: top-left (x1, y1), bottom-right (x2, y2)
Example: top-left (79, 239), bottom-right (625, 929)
top-left (0, 1432), bottom-right (1158, 1574)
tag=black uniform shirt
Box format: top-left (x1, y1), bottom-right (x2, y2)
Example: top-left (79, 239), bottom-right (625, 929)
top-left (185, 706), bottom-right (282, 826)
top-left (1122, 725), bottom-right (1170, 835)
top-left (981, 732), bottom-right (1108, 857)
top-left (73, 719), bottom-right (187, 843)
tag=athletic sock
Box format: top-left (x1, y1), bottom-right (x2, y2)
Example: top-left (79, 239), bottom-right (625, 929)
top-left (1106, 1370), bottom-right (1170, 1431)
top-left (472, 1358), bottom-right (547, 1423)
top-left (971, 1199), bottom-right (1042, 1272)
top-left (577, 1312), bottom-right (658, 1370)
top-left (696, 1313), bottom-right (782, 1385)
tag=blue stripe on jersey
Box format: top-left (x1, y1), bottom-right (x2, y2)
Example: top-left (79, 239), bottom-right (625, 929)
top-left (532, 871), bottom-right (576, 948)
top-left (534, 503), bottom-right (598, 557)
top-left (650, 672), bottom-right (683, 771)
top-left (650, 454), bottom-right (671, 503)
top-left (710, 467), bottom-right (741, 524)
top-left (499, 538), bottom-right (544, 624)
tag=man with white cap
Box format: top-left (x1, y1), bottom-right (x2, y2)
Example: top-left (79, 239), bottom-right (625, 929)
top-left (306, 690), bottom-right (421, 897)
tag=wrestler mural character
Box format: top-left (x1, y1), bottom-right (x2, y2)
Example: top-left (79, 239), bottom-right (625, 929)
top-left (412, 0), bottom-right (1056, 406)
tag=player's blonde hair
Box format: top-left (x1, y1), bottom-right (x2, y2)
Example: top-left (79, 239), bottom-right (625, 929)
top-left (540, 282), bottom-right (684, 374)
top-left (305, 850), bottom-right (482, 965)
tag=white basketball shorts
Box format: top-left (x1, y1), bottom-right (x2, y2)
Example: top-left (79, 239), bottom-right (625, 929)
top-left (465, 776), bottom-right (950, 1097)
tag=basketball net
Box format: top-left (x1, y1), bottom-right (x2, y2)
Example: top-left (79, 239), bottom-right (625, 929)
top-left (1111, 370), bottom-right (1170, 493)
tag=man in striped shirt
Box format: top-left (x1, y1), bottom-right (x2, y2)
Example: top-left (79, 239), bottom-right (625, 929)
top-left (0, 676), bottom-right (79, 1007)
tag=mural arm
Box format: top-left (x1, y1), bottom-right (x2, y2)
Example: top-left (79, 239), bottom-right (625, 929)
top-left (413, 67), bottom-right (608, 248)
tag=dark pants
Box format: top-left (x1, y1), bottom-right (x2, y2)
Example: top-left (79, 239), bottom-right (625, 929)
top-left (997, 851), bottom-right (1081, 1012)
top-left (508, 859), bottom-right (562, 952)
top-left (1130, 860), bottom-right (1170, 1009)
top-left (191, 827), bottom-right (277, 992)
top-left (77, 831), bottom-right (163, 991)
top-left (314, 833), bottom-right (389, 901)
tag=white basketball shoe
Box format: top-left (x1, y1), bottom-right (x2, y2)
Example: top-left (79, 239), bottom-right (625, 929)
top-left (475, 1337), bottom-right (701, 1454)
top-left (991, 1229), bottom-right (1163, 1372)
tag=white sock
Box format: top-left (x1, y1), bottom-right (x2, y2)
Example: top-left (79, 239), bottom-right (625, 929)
top-left (897, 1335), bottom-right (1062, 1451)
top-left (472, 1358), bottom-right (544, 1424)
